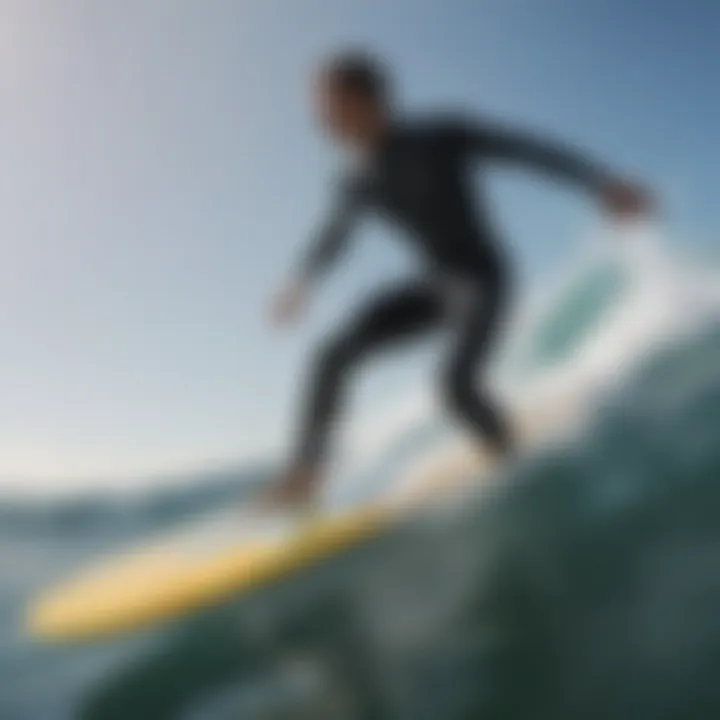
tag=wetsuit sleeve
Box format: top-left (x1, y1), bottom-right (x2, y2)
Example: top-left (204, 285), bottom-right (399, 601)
top-left (296, 180), bottom-right (364, 284)
top-left (452, 117), bottom-right (612, 192)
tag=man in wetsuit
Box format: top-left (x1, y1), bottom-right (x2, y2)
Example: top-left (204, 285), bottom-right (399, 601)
top-left (268, 52), bottom-right (649, 506)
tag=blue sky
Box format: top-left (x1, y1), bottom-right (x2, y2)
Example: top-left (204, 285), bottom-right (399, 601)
top-left (1, 0), bottom-right (717, 481)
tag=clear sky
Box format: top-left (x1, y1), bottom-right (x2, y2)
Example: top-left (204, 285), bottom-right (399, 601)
top-left (1, 0), bottom-right (718, 482)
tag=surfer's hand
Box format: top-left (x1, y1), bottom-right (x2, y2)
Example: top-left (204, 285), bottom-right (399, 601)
top-left (601, 179), bottom-right (653, 220)
top-left (271, 282), bottom-right (311, 326)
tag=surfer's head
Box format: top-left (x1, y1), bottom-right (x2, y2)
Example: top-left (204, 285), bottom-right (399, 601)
top-left (316, 51), bottom-right (391, 149)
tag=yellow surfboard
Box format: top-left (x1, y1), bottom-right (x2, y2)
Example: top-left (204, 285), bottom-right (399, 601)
top-left (27, 502), bottom-right (395, 642)
top-left (27, 394), bottom-right (583, 644)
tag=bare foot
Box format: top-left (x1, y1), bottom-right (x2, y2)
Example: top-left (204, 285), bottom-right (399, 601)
top-left (259, 465), bottom-right (323, 512)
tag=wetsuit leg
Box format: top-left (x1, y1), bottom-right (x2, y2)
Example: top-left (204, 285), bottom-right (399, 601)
top-left (295, 282), bottom-right (443, 468)
top-left (439, 273), bottom-right (514, 455)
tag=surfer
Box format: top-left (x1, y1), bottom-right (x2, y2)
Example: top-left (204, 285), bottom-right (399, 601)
top-left (268, 51), bottom-right (650, 506)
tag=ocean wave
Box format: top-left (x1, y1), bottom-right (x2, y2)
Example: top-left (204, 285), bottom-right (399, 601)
top-left (72, 316), bottom-right (720, 720)
top-left (4, 245), bottom-right (720, 718)
top-left (0, 465), bottom-right (270, 540)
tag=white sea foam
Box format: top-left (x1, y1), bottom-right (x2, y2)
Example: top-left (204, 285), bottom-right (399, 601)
top-left (330, 224), bottom-right (720, 507)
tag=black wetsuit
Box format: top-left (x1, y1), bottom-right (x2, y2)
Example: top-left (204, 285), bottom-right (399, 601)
top-left (294, 115), bottom-right (608, 467)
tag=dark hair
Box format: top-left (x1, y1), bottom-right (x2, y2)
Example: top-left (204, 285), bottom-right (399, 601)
top-left (323, 51), bottom-right (390, 105)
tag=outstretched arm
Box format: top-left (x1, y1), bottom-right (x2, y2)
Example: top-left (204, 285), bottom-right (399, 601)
top-left (461, 117), bottom-right (610, 189)
top-left (272, 181), bottom-right (363, 325)
top-left (454, 117), bottom-right (650, 215)
top-left (297, 182), bottom-right (362, 284)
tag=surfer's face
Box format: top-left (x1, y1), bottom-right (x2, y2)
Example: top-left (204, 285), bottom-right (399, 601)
top-left (315, 72), bottom-right (385, 149)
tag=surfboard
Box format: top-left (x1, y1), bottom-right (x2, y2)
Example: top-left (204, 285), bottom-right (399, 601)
top-left (26, 386), bottom-right (592, 644)
top-left (26, 500), bottom-right (398, 642)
